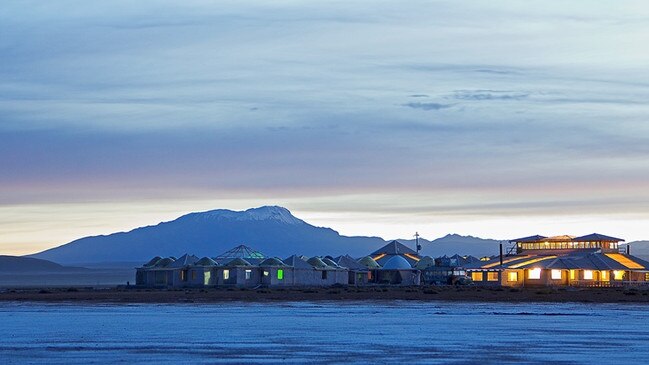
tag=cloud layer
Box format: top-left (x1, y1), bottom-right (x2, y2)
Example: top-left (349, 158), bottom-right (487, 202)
top-left (2, 1), bottom-right (649, 253)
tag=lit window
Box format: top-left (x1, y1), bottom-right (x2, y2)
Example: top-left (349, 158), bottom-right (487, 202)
top-left (367, 271), bottom-right (373, 280)
top-left (601, 271), bottom-right (609, 281)
top-left (223, 269), bottom-right (230, 280)
top-left (507, 272), bottom-right (518, 282)
top-left (569, 270), bottom-right (576, 280)
top-left (613, 270), bottom-right (624, 280)
top-left (245, 269), bottom-right (251, 280)
top-left (263, 270), bottom-right (269, 277)
top-left (584, 270), bottom-right (593, 280)
top-left (277, 269), bottom-right (284, 280)
top-left (471, 272), bottom-right (483, 281)
top-left (551, 270), bottom-right (561, 280)
top-left (528, 268), bottom-right (541, 280)
top-left (204, 271), bottom-right (211, 285)
top-left (487, 272), bottom-right (498, 281)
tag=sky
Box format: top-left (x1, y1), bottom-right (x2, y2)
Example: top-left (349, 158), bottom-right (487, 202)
top-left (2, 1), bottom-right (649, 255)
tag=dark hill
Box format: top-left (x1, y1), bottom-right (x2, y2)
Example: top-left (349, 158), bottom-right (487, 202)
top-left (29, 206), bottom-right (386, 265)
top-left (0, 255), bottom-right (87, 272)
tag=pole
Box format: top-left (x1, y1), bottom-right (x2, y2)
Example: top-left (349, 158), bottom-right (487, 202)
top-left (499, 243), bottom-right (503, 267)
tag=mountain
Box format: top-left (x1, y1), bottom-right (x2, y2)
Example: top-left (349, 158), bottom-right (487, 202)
top-left (29, 206), bottom-right (386, 265)
top-left (0, 255), bottom-right (88, 272)
top-left (622, 241), bottom-right (649, 260)
top-left (397, 234), bottom-right (505, 258)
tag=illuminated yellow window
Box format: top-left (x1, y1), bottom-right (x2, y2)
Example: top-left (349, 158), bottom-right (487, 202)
top-left (613, 270), bottom-right (624, 280)
top-left (263, 270), bottom-right (269, 277)
top-left (551, 270), bottom-right (562, 280)
top-left (569, 270), bottom-right (576, 280)
top-left (528, 268), bottom-right (541, 280)
top-left (583, 270), bottom-right (593, 280)
top-left (487, 272), bottom-right (499, 281)
top-left (223, 269), bottom-right (230, 280)
top-left (507, 272), bottom-right (518, 282)
top-left (471, 272), bottom-right (483, 281)
top-left (601, 271), bottom-right (609, 281)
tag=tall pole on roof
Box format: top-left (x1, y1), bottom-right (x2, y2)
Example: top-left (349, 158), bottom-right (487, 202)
top-left (414, 232), bottom-right (421, 254)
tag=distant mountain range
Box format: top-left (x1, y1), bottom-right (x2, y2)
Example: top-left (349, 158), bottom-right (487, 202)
top-left (30, 205), bottom-right (643, 265)
top-left (0, 255), bottom-right (88, 272)
top-left (30, 206), bottom-right (386, 264)
top-left (398, 234), bottom-right (505, 258)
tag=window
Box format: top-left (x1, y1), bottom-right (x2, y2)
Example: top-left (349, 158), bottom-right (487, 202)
top-left (204, 271), bottom-right (211, 285)
top-left (507, 272), bottom-right (518, 282)
top-left (471, 272), bottom-right (483, 281)
top-left (322, 270), bottom-right (328, 280)
top-left (191, 271), bottom-right (196, 280)
top-left (601, 271), bottom-right (609, 281)
top-left (583, 270), bottom-right (593, 280)
top-left (487, 272), bottom-right (499, 281)
top-left (613, 270), bottom-right (624, 280)
top-left (223, 269), bottom-right (230, 280)
top-left (277, 269), bottom-right (284, 280)
top-left (528, 268), bottom-right (541, 280)
top-left (367, 271), bottom-right (373, 280)
top-left (551, 270), bottom-right (562, 280)
top-left (569, 270), bottom-right (576, 280)
top-left (263, 270), bottom-right (269, 277)
top-left (245, 269), bottom-right (252, 280)
top-left (180, 270), bottom-right (187, 282)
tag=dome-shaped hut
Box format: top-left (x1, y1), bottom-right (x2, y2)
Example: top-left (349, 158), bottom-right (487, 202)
top-left (358, 256), bottom-right (381, 269)
top-left (382, 255), bottom-right (412, 270)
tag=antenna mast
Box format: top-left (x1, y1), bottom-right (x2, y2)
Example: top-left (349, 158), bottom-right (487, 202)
top-left (414, 232), bottom-right (421, 254)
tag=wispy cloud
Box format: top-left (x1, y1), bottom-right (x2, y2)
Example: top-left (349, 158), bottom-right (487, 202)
top-left (402, 102), bottom-right (452, 110)
top-left (2, 0), bottom-right (649, 252)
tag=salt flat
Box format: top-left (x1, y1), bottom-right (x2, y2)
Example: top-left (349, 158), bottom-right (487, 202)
top-left (1, 301), bottom-right (647, 364)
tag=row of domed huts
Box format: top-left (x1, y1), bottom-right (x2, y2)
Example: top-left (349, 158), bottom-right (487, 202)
top-left (135, 243), bottom-right (427, 288)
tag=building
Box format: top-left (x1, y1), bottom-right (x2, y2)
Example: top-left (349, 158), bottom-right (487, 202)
top-left (465, 233), bottom-right (649, 287)
top-left (136, 240), bottom-right (429, 288)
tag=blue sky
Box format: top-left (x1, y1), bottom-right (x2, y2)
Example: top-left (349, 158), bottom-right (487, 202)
top-left (2, 1), bottom-right (649, 254)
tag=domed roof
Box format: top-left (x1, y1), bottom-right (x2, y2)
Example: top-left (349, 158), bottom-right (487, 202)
top-left (382, 255), bottom-right (412, 270)
top-left (358, 256), bottom-right (381, 269)
top-left (322, 258), bottom-right (340, 267)
top-left (143, 256), bottom-right (162, 267)
top-left (259, 257), bottom-right (286, 266)
top-left (307, 257), bottom-right (329, 268)
top-left (195, 257), bottom-right (218, 266)
top-left (415, 256), bottom-right (435, 270)
top-left (154, 257), bottom-right (175, 268)
top-left (226, 258), bottom-right (253, 266)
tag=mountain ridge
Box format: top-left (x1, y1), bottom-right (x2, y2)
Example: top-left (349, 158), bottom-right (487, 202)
top-left (29, 206), bottom-right (386, 264)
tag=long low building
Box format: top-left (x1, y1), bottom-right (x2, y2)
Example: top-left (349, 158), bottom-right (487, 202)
top-left (135, 242), bottom-right (425, 288)
top-left (465, 233), bottom-right (649, 287)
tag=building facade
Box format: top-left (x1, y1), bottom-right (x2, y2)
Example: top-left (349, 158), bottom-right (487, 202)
top-left (466, 233), bottom-right (649, 287)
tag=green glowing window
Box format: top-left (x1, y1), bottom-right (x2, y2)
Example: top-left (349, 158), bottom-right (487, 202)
top-left (277, 269), bottom-right (284, 280)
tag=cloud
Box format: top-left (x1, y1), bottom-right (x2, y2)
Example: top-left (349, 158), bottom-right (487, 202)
top-left (402, 102), bottom-right (452, 110)
top-left (2, 1), bottom-right (649, 252)
top-left (452, 90), bottom-right (530, 101)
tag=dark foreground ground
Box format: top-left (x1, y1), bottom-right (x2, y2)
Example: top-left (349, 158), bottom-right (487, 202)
top-left (2, 285), bottom-right (649, 303)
